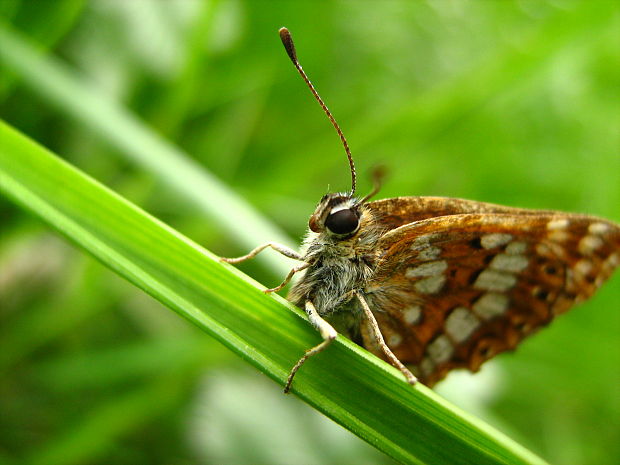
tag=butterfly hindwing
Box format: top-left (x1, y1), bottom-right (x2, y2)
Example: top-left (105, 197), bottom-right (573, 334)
top-left (362, 212), bottom-right (620, 385)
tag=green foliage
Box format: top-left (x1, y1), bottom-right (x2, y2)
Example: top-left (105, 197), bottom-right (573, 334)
top-left (1, 1), bottom-right (618, 464)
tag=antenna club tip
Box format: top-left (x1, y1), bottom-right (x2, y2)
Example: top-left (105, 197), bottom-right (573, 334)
top-left (278, 27), bottom-right (297, 63)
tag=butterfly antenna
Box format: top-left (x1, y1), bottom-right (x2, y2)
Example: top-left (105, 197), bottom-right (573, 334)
top-left (359, 165), bottom-right (386, 204)
top-left (279, 27), bottom-right (356, 196)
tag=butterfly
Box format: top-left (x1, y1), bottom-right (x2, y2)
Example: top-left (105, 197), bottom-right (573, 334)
top-left (222, 28), bottom-right (620, 393)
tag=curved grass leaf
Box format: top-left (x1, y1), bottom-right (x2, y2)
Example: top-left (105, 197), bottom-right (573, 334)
top-left (0, 121), bottom-right (548, 465)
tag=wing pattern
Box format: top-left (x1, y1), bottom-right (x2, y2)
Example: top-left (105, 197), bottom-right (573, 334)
top-left (359, 200), bottom-right (619, 386)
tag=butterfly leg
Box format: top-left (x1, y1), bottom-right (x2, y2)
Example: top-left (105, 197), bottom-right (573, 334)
top-left (265, 262), bottom-right (311, 293)
top-left (284, 300), bottom-right (337, 393)
top-left (220, 242), bottom-right (304, 264)
top-left (354, 291), bottom-right (418, 386)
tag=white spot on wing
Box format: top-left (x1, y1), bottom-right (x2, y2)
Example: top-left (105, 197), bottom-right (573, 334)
top-left (403, 305), bottom-right (422, 325)
top-left (414, 275), bottom-right (446, 294)
top-left (588, 222), bottom-right (610, 235)
top-left (474, 269), bottom-right (517, 291)
top-left (548, 230), bottom-right (570, 242)
top-left (387, 333), bottom-right (403, 348)
top-left (574, 259), bottom-right (593, 277)
top-left (427, 335), bottom-right (454, 364)
top-left (473, 292), bottom-right (509, 319)
top-left (536, 241), bottom-right (566, 258)
top-left (578, 235), bottom-right (604, 256)
top-left (481, 233), bottom-right (513, 249)
top-left (417, 245), bottom-right (442, 260)
top-left (601, 252), bottom-right (619, 274)
top-left (445, 307), bottom-right (480, 343)
top-left (406, 260), bottom-right (448, 278)
top-left (547, 218), bottom-right (569, 230)
top-left (490, 253), bottom-right (529, 273)
top-left (506, 241), bottom-right (527, 255)
top-left (410, 233), bottom-right (439, 251)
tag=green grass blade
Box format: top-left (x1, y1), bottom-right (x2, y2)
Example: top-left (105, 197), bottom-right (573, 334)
top-left (0, 120), bottom-right (548, 465)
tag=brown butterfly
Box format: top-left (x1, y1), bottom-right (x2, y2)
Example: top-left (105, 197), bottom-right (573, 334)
top-left (222, 28), bottom-right (620, 393)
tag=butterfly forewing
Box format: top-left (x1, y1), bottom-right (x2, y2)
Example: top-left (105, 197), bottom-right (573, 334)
top-left (366, 196), bottom-right (561, 230)
top-left (364, 208), bottom-right (620, 386)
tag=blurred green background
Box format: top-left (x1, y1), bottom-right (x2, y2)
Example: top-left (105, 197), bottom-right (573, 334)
top-left (1, 1), bottom-right (619, 464)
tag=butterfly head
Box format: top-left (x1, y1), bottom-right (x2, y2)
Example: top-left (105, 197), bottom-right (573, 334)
top-left (309, 193), bottom-right (362, 237)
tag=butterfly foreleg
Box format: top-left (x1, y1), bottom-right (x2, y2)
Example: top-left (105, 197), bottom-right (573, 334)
top-left (354, 291), bottom-right (417, 386)
top-left (220, 242), bottom-right (304, 264)
top-left (264, 261), bottom-right (311, 293)
top-left (284, 300), bottom-right (337, 393)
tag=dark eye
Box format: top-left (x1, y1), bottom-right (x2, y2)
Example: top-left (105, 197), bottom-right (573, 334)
top-left (324, 209), bottom-right (359, 235)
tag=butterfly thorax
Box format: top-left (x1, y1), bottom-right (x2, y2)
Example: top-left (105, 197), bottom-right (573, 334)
top-left (287, 197), bottom-right (385, 319)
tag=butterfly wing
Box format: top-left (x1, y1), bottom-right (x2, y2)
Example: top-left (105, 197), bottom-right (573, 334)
top-left (366, 196), bottom-right (559, 230)
top-left (361, 212), bottom-right (620, 386)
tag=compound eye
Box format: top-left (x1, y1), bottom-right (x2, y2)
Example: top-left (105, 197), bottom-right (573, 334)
top-left (324, 209), bottom-right (359, 235)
